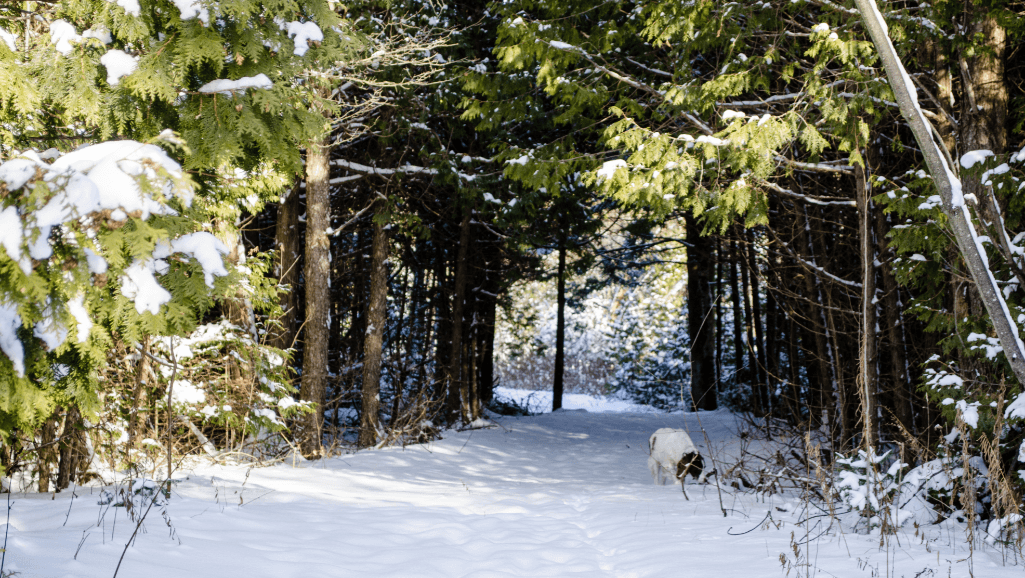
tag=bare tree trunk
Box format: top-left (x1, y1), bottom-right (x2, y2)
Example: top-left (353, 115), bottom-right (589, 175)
top-left (270, 183), bottom-right (302, 351)
top-left (876, 210), bottom-right (913, 436)
top-left (686, 213), bottom-right (717, 410)
top-left (299, 135), bottom-right (332, 458)
top-left (358, 210), bottom-right (388, 448)
top-left (748, 230), bottom-right (768, 414)
top-left (445, 208), bottom-right (472, 424)
top-left (55, 407), bottom-right (84, 491)
top-left (856, 164), bottom-right (878, 448)
top-left (37, 411), bottom-right (57, 493)
top-left (797, 215), bottom-right (833, 429)
top-left (553, 227), bottom-right (567, 411)
top-left (739, 239), bottom-right (761, 414)
top-left (729, 239), bottom-right (745, 385)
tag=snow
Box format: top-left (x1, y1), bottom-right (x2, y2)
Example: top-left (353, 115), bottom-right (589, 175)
top-left (0, 27), bottom-right (16, 51)
top-left (695, 135), bottom-right (728, 146)
top-left (3, 404), bottom-right (1018, 578)
top-left (595, 159), bottom-right (627, 182)
top-left (960, 149), bottom-right (994, 169)
top-left (49, 20), bottom-right (81, 55)
top-left (955, 400), bottom-right (981, 429)
top-left (82, 27), bottom-right (112, 45)
top-left (99, 50), bottom-right (138, 86)
top-left (287, 21), bottom-right (324, 56)
top-left (170, 232), bottom-right (230, 287)
top-left (0, 206), bottom-right (26, 273)
top-left (812, 22), bottom-right (830, 33)
top-left (170, 379), bottom-right (206, 405)
top-left (549, 40), bottom-right (578, 51)
top-left (105, 0), bottom-right (141, 16)
top-left (50, 140), bottom-right (194, 214)
top-left (0, 300), bottom-right (24, 375)
top-left (67, 295), bottom-right (93, 343)
top-left (197, 74), bottom-right (273, 95)
top-left (120, 259), bottom-right (173, 315)
top-left (721, 110), bottom-right (745, 121)
top-left (172, 0), bottom-right (210, 25)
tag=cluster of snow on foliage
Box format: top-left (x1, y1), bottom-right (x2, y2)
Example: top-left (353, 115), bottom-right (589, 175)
top-left (0, 27), bottom-right (16, 51)
top-left (0, 139), bottom-right (229, 373)
top-left (172, 0), bottom-right (210, 25)
top-left (99, 50), bottom-right (138, 86)
top-left (287, 21), bottom-right (324, 56)
top-left (198, 74), bottom-right (273, 95)
top-left (104, 0), bottom-right (141, 16)
top-left (49, 20), bottom-right (81, 55)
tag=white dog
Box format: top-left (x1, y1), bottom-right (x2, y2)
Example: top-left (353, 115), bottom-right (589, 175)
top-left (648, 428), bottom-right (709, 485)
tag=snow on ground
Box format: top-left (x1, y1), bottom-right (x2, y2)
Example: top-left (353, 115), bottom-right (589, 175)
top-left (4, 392), bottom-right (1022, 577)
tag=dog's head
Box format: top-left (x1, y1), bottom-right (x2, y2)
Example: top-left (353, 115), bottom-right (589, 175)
top-left (675, 452), bottom-right (704, 481)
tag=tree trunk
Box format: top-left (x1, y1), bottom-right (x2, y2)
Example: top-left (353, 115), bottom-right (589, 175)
top-left (856, 163), bottom-right (878, 448)
top-left (479, 290), bottom-right (497, 407)
top-left (877, 209), bottom-right (913, 437)
top-left (730, 239), bottom-right (745, 385)
top-left (358, 210), bottom-right (388, 448)
top-left (748, 230), bottom-right (768, 414)
top-left (715, 237), bottom-right (723, 388)
top-left (739, 238), bottom-right (760, 414)
top-left (55, 407), bottom-right (84, 492)
top-left (686, 213), bottom-right (717, 410)
top-left (270, 182), bottom-right (302, 351)
top-left (553, 227), bottom-right (567, 411)
top-left (299, 135), bottom-right (332, 458)
top-left (445, 208), bottom-right (472, 424)
top-left (798, 213), bottom-right (834, 430)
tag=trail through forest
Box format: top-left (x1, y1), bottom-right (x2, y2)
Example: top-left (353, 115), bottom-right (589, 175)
top-left (4, 390), bottom-right (1017, 577)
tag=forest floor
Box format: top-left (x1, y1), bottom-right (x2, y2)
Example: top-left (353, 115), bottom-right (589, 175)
top-left (4, 388), bottom-right (1022, 577)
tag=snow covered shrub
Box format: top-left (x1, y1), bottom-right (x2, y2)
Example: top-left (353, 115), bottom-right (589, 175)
top-left (0, 137), bottom-right (229, 446)
top-left (88, 320), bottom-right (307, 469)
top-left (835, 449), bottom-right (915, 534)
top-left (152, 322), bottom-right (308, 446)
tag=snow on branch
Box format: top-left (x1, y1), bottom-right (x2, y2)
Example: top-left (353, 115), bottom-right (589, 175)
top-left (331, 159), bottom-right (438, 176)
top-left (0, 137), bottom-right (229, 375)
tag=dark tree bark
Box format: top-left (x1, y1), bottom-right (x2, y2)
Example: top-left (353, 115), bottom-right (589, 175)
top-left (358, 210), bottom-right (388, 448)
top-left (299, 135), bottom-right (332, 458)
top-left (553, 227), bottom-right (567, 411)
top-left (747, 229), bottom-right (768, 414)
top-left (445, 207), bottom-right (472, 423)
top-left (730, 239), bottom-right (745, 385)
top-left (877, 210), bottom-right (913, 436)
top-left (686, 213), bottom-right (717, 410)
top-left (55, 407), bottom-right (85, 491)
top-left (270, 183), bottom-right (302, 352)
top-left (797, 213), bottom-right (834, 429)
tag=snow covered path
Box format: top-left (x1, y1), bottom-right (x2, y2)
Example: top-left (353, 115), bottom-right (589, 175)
top-left (5, 398), bottom-right (1021, 577)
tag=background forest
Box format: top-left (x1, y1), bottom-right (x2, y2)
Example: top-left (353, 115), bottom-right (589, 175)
top-left (2, 0), bottom-right (1025, 542)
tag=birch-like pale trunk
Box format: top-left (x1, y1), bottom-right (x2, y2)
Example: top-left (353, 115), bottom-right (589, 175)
top-left (853, 0), bottom-right (1025, 391)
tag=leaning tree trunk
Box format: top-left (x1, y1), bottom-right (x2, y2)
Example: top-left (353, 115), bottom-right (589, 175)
top-left (299, 135), bottom-right (332, 458)
top-left (358, 209), bottom-right (388, 448)
top-left (686, 213), bottom-right (717, 410)
top-left (853, 0), bottom-right (1025, 389)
